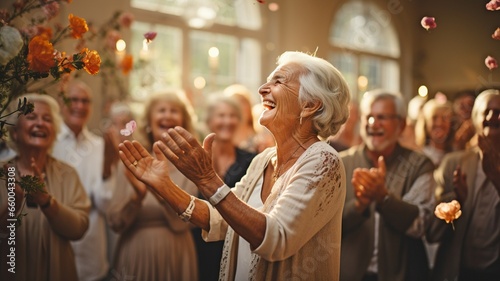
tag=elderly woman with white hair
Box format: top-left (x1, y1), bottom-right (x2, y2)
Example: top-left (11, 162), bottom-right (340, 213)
top-left (0, 94), bottom-right (90, 281)
top-left (118, 51), bottom-right (351, 280)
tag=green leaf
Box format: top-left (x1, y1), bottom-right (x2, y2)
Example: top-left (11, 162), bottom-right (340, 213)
top-left (72, 61), bottom-right (85, 70)
top-left (18, 175), bottom-right (45, 195)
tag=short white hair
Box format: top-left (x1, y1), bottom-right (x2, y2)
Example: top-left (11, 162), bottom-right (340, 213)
top-left (276, 51), bottom-right (351, 138)
top-left (7, 93), bottom-right (62, 151)
top-left (360, 89), bottom-right (407, 119)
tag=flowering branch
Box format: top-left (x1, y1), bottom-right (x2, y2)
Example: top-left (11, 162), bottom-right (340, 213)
top-left (0, 167), bottom-right (46, 227)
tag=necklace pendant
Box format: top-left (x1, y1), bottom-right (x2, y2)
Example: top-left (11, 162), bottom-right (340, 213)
top-left (272, 171), bottom-right (279, 182)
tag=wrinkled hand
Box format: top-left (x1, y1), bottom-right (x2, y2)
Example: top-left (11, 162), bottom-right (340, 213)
top-left (124, 168), bottom-right (147, 202)
top-left (353, 179), bottom-right (372, 213)
top-left (453, 166), bottom-right (468, 204)
top-left (352, 156), bottom-right (388, 203)
top-left (118, 140), bottom-right (172, 193)
top-left (103, 126), bottom-right (121, 179)
top-left (478, 134), bottom-right (500, 193)
top-left (156, 127), bottom-right (218, 187)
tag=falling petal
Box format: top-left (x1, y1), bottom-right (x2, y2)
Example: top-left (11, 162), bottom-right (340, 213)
top-left (421, 16), bottom-right (437, 31)
top-left (485, 56), bottom-right (498, 71)
top-left (120, 120), bottom-right (136, 136)
top-left (492, 28), bottom-right (500, 40)
top-left (144, 32), bottom-right (157, 42)
top-left (434, 200), bottom-right (462, 229)
top-left (486, 0), bottom-right (500, 11)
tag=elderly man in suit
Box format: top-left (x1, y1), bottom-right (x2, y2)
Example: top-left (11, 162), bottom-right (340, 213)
top-left (428, 89), bottom-right (500, 281)
top-left (339, 89), bottom-right (435, 281)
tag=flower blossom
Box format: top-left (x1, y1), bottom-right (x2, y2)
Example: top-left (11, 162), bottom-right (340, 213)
top-left (492, 28), bottom-right (500, 40)
top-left (434, 200), bottom-right (462, 224)
top-left (486, 0), bottom-right (500, 11)
top-left (27, 35), bottom-right (56, 73)
top-left (82, 48), bottom-right (101, 75)
top-left (485, 56), bottom-right (498, 70)
top-left (120, 120), bottom-right (137, 136)
top-left (0, 9), bottom-right (10, 23)
top-left (68, 14), bottom-right (88, 39)
top-left (0, 26), bottom-right (23, 66)
top-left (106, 30), bottom-right (121, 50)
top-left (421, 16), bottom-right (437, 31)
top-left (42, 1), bottom-right (60, 20)
top-left (37, 26), bottom-right (53, 40)
top-left (118, 12), bottom-right (135, 28)
top-left (13, 0), bottom-right (26, 11)
top-left (120, 54), bottom-right (133, 75)
top-left (144, 32), bottom-right (157, 42)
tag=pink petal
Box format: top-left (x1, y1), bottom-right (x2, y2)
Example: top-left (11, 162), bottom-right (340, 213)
top-left (127, 120), bottom-right (137, 131)
top-left (120, 120), bottom-right (136, 136)
top-left (485, 55), bottom-right (498, 70)
top-left (492, 28), bottom-right (500, 40)
top-left (144, 32), bottom-right (157, 42)
top-left (421, 16), bottom-right (437, 31)
top-left (120, 129), bottom-right (132, 136)
top-left (486, 0), bottom-right (500, 11)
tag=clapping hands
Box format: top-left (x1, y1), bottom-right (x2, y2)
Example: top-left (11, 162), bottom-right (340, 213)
top-left (352, 156), bottom-right (389, 213)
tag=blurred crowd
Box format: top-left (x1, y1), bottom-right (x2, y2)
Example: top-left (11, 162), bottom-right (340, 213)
top-left (0, 70), bottom-right (499, 281)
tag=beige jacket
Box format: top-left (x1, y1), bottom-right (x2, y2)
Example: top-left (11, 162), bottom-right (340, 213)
top-left (0, 156), bottom-right (90, 281)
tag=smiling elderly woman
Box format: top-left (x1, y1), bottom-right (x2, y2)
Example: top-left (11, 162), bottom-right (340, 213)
top-left (0, 94), bottom-right (90, 281)
top-left (118, 51), bottom-right (350, 281)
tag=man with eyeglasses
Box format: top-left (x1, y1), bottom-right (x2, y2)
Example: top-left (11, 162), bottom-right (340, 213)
top-left (428, 89), bottom-right (500, 281)
top-left (52, 80), bottom-right (112, 281)
top-left (338, 89), bottom-right (435, 281)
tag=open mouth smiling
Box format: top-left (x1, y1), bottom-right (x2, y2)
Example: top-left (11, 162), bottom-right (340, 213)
top-left (30, 131), bottom-right (48, 138)
top-left (262, 100), bottom-right (276, 110)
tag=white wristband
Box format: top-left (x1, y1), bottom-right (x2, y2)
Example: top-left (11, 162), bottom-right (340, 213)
top-left (208, 184), bottom-right (231, 206)
top-left (178, 195), bottom-right (196, 222)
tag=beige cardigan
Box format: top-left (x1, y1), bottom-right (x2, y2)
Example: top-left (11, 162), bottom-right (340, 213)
top-left (203, 142), bottom-right (346, 281)
top-left (0, 156), bottom-right (90, 281)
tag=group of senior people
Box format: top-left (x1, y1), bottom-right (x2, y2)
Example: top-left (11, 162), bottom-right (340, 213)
top-left (1, 50), bottom-right (498, 281)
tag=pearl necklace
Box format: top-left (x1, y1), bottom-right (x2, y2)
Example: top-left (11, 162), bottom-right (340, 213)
top-left (272, 144), bottom-right (303, 182)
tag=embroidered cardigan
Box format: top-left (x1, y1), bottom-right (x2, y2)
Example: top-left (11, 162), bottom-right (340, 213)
top-left (202, 142), bottom-right (346, 281)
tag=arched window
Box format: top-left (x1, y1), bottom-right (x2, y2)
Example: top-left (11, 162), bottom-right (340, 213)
top-left (329, 0), bottom-right (400, 100)
top-left (127, 0), bottom-right (263, 108)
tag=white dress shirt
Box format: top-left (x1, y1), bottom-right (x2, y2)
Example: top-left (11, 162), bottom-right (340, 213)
top-left (52, 123), bottom-right (113, 281)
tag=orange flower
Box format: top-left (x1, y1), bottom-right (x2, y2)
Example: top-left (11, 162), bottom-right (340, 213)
top-left (68, 14), bottom-right (88, 39)
top-left (435, 200), bottom-right (462, 224)
top-left (37, 26), bottom-right (53, 40)
top-left (120, 54), bottom-right (133, 75)
top-left (83, 49), bottom-right (101, 75)
top-left (27, 35), bottom-right (55, 73)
